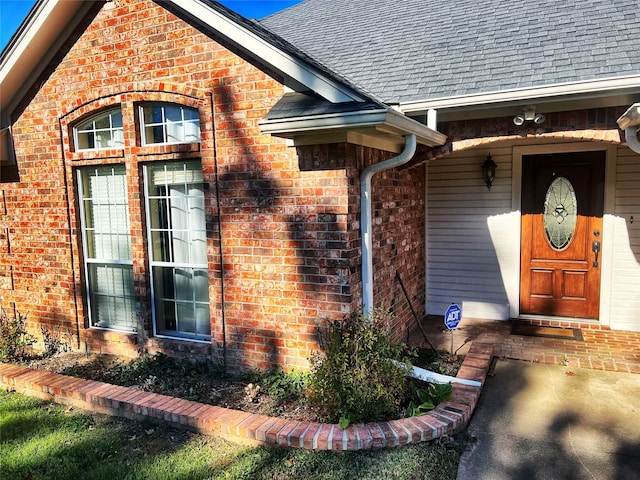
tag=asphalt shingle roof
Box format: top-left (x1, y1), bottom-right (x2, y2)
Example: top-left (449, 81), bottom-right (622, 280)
top-left (260, 0), bottom-right (640, 105)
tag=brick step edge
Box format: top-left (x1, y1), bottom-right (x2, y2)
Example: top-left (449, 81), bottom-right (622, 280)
top-left (0, 342), bottom-right (493, 451)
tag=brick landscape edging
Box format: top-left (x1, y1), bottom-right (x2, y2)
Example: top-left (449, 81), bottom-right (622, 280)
top-left (0, 342), bottom-right (493, 450)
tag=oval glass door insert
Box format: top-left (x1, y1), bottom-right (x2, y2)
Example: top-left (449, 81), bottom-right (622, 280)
top-left (543, 176), bottom-right (577, 250)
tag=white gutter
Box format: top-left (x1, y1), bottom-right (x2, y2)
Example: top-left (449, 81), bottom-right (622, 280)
top-left (360, 134), bottom-right (416, 314)
top-left (260, 108), bottom-right (446, 147)
top-left (400, 75), bottom-right (640, 113)
top-left (617, 103), bottom-right (640, 154)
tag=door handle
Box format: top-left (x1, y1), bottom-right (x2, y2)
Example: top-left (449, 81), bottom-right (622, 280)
top-left (592, 241), bottom-right (601, 268)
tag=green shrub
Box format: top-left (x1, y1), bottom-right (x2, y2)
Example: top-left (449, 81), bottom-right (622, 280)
top-left (406, 383), bottom-right (453, 417)
top-left (262, 368), bottom-right (309, 404)
top-left (0, 310), bottom-right (35, 362)
top-left (307, 308), bottom-right (412, 426)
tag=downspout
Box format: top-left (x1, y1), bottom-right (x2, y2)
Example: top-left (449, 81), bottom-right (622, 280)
top-left (360, 134), bottom-right (416, 314)
top-left (624, 126), bottom-right (640, 154)
top-left (618, 103), bottom-right (640, 154)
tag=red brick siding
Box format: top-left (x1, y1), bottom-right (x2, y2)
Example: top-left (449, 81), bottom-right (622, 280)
top-left (371, 164), bottom-right (426, 341)
top-left (1, 0), bottom-right (425, 368)
top-left (0, 0), bottom-right (339, 369)
top-left (440, 107), bottom-right (625, 141)
top-left (297, 143), bottom-right (427, 343)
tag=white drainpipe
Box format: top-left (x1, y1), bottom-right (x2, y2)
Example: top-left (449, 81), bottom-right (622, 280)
top-left (618, 103), bottom-right (640, 154)
top-left (360, 134), bottom-right (417, 314)
top-left (625, 126), bottom-right (640, 154)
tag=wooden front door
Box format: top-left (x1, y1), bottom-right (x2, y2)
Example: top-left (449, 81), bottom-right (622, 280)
top-left (520, 151), bottom-right (605, 319)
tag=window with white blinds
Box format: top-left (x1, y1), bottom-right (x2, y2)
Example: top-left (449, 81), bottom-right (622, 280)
top-left (78, 165), bottom-right (136, 330)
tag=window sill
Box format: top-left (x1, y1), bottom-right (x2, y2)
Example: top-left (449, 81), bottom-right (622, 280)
top-left (66, 148), bottom-right (125, 162)
top-left (132, 142), bottom-right (201, 157)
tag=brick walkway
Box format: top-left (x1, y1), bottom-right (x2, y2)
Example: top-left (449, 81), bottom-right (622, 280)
top-left (412, 317), bottom-right (640, 375)
top-left (0, 342), bottom-right (493, 451)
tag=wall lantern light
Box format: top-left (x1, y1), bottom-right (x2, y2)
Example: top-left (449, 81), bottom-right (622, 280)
top-left (513, 106), bottom-right (545, 125)
top-left (481, 154), bottom-right (497, 191)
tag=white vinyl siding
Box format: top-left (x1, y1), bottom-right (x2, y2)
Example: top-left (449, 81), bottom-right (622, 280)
top-left (426, 148), bottom-right (514, 319)
top-left (608, 146), bottom-right (640, 331)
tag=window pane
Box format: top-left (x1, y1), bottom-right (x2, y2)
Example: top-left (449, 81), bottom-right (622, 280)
top-left (152, 267), bottom-right (210, 336)
top-left (156, 299), bottom-right (177, 332)
top-left (75, 109), bottom-right (124, 151)
top-left (196, 305), bottom-right (210, 335)
top-left (111, 112), bottom-right (123, 128)
top-left (140, 104), bottom-right (200, 145)
top-left (176, 303), bottom-right (196, 334)
top-left (164, 105), bottom-right (182, 122)
top-left (82, 166), bottom-right (131, 261)
top-left (88, 263), bottom-right (136, 330)
top-left (184, 121), bottom-right (200, 143)
top-left (193, 269), bottom-right (209, 302)
top-left (183, 108), bottom-right (199, 121)
top-left (145, 125), bottom-right (164, 144)
top-left (146, 161), bottom-right (210, 340)
top-left (79, 165), bottom-right (135, 331)
top-left (95, 116), bottom-right (110, 129)
top-left (143, 106), bottom-right (164, 124)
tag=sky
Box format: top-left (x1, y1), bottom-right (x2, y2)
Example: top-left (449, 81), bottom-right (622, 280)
top-left (0, 0), bottom-right (303, 51)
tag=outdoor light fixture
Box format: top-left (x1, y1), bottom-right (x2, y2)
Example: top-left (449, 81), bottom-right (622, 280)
top-left (513, 106), bottom-right (545, 125)
top-left (481, 154), bottom-right (497, 191)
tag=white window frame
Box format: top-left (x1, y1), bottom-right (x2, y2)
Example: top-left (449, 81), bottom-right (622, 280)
top-left (144, 160), bottom-right (210, 341)
top-left (74, 108), bottom-right (124, 151)
top-left (77, 165), bottom-right (136, 331)
top-left (140, 104), bottom-right (201, 146)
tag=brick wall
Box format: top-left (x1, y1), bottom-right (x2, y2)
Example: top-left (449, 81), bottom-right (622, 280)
top-left (297, 143), bottom-right (428, 345)
top-left (1, 0), bottom-right (427, 369)
top-left (371, 164), bottom-right (427, 341)
top-left (440, 107), bottom-right (626, 141)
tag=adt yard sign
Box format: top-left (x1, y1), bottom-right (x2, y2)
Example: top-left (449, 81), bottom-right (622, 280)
top-left (444, 304), bottom-right (462, 330)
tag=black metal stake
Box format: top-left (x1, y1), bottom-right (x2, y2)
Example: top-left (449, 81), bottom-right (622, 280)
top-left (395, 271), bottom-right (437, 352)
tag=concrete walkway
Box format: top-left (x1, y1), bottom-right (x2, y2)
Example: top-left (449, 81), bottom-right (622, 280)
top-left (457, 359), bottom-right (640, 480)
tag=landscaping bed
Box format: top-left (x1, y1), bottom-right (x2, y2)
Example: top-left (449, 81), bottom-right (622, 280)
top-left (24, 347), bottom-right (462, 424)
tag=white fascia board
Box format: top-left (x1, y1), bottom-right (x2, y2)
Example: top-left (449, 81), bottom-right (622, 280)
top-left (399, 75), bottom-right (640, 114)
top-left (259, 108), bottom-right (447, 147)
top-left (169, 0), bottom-right (364, 104)
top-left (0, 0), bottom-right (91, 121)
top-left (260, 108), bottom-right (391, 133)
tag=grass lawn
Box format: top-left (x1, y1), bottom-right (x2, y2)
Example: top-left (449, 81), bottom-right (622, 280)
top-left (0, 389), bottom-right (464, 480)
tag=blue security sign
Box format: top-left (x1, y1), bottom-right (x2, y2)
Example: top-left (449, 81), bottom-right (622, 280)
top-left (444, 304), bottom-right (462, 330)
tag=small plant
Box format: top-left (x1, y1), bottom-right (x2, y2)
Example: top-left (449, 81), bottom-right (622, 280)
top-left (0, 309), bottom-right (35, 362)
top-left (307, 308), bottom-right (413, 427)
top-left (261, 368), bottom-right (309, 404)
top-left (41, 326), bottom-right (72, 357)
top-left (406, 383), bottom-right (453, 417)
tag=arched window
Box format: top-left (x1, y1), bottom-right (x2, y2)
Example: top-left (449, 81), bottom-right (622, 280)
top-left (74, 108), bottom-right (124, 151)
top-left (140, 104), bottom-right (200, 145)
